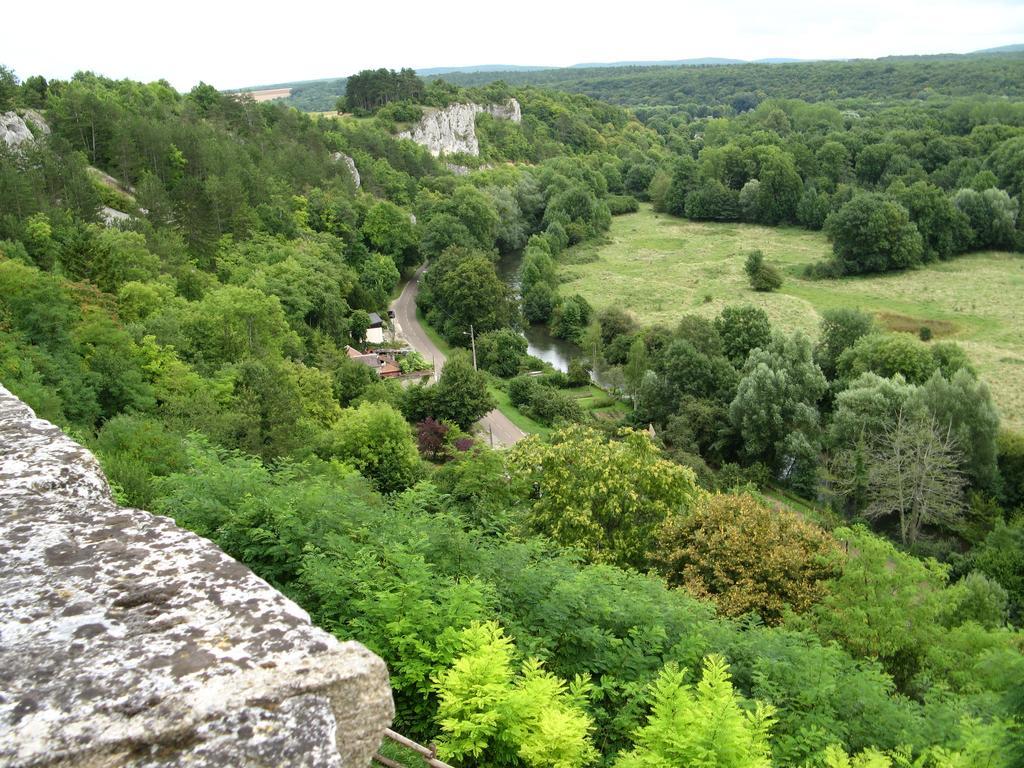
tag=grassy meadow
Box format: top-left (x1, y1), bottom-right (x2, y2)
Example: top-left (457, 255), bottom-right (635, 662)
top-left (561, 205), bottom-right (1024, 429)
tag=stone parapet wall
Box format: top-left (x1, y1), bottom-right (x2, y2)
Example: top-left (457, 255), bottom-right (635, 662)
top-left (0, 385), bottom-right (394, 767)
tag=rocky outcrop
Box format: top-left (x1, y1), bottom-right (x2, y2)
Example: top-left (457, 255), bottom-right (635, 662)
top-left (331, 152), bottom-right (361, 189)
top-left (398, 99), bottom-right (521, 157)
top-left (100, 206), bottom-right (132, 226)
top-left (1, 111), bottom-right (35, 149)
top-left (0, 385), bottom-right (394, 767)
top-left (22, 109), bottom-right (50, 136)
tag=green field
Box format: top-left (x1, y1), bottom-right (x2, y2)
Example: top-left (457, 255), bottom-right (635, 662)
top-left (561, 205), bottom-right (1024, 430)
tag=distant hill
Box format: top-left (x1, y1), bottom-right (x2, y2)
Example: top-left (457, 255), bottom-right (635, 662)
top-left (419, 51), bottom-right (1024, 109)
top-left (238, 45), bottom-right (1024, 112)
top-left (570, 57), bottom-right (745, 68)
top-left (415, 64), bottom-right (553, 75)
top-left (971, 43), bottom-right (1024, 54)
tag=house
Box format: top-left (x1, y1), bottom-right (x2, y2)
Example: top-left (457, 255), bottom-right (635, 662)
top-left (345, 346), bottom-right (402, 379)
top-left (366, 312), bottom-right (385, 344)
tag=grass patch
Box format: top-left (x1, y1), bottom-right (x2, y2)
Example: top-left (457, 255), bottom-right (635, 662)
top-left (488, 385), bottom-right (552, 438)
top-left (560, 204), bottom-right (1024, 430)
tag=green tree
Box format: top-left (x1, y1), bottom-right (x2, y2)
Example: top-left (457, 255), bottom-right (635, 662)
top-left (439, 185), bottom-right (501, 251)
top-left (186, 286), bottom-right (300, 368)
top-left (550, 294), bottom-right (593, 344)
top-left (815, 308), bottom-right (875, 380)
top-left (952, 187), bottom-right (1019, 250)
top-left (348, 309), bottom-right (371, 344)
top-left (684, 179), bottom-right (739, 221)
top-left (0, 65), bottom-right (17, 111)
top-left (729, 332), bottom-right (827, 482)
top-left (230, 357), bottom-right (312, 460)
top-left (997, 429), bottom-right (1024, 512)
top-left (825, 193), bottom-right (924, 274)
top-left (476, 328), bottom-right (528, 378)
top-left (988, 135), bottom-right (1024, 198)
top-left (816, 140), bottom-right (852, 189)
top-left (420, 247), bottom-right (515, 345)
top-left (73, 311), bottom-right (155, 422)
top-left (95, 414), bottom-right (189, 508)
top-left (362, 200), bottom-right (419, 269)
top-left (754, 147), bottom-right (803, 224)
top-left (614, 656), bottom-right (775, 768)
top-left (623, 335), bottom-right (650, 402)
top-left (433, 350), bottom-right (496, 430)
top-left (837, 333), bottom-right (937, 386)
top-left (968, 519), bottom-right (1024, 621)
top-left (319, 401), bottom-right (422, 493)
top-left (891, 181), bottom-right (970, 261)
top-left (508, 425), bottom-right (700, 568)
top-left (355, 252), bottom-right (401, 309)
top-left (797, 185), bottom-right (832, 229)
top-left (715, 305), bottom-right (772, 367)
top-left (827, 373), bottom-right (916, 511)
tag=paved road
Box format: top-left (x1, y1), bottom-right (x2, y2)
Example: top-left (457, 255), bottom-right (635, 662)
top-left (390, 266), bottom-right (526, 448)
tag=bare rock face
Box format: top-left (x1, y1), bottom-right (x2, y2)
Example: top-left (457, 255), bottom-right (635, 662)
top-left (0, 385), bottom-right (394, 767)
top-left (22, 109), bottom-right (50, 136)
top-left (331, 152), bottom-right (361, 189)
top-left (1, 111), bottom-right (35, 149)
top-left (398, 99), bottom-right (521, 157)
top-left (100, 206), bottom-right (132, 226)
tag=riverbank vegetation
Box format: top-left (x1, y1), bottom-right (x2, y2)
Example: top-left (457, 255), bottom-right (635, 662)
top-left (0, 60), bottom-right (1022, 766)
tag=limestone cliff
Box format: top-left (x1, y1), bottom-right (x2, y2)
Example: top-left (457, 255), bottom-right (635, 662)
top-left (331, 151), bottom-right (361, 189)
top-left (1, 111), bottom-right (35, 149)
top-left (0, 385), bottom-right (394, 767)
top-left (398, 98), bottom-right (521, 157)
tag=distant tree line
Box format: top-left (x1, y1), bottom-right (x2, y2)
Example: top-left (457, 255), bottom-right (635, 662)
top-left (342, 68), bottom-right (425, 114)
top-left (427, 52), bottom-right (1024, 110)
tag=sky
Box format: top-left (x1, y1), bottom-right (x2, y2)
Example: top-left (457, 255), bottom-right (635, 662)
top-left (4, 0), bottom-right (1024, 91)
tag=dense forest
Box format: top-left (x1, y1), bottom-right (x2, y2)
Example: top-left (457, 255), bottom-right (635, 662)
top-left (264, 52), bottom-right (1024, 114)
top-left (430, 52), bottom-right (1024, 110)
top-left (1, 61), bottom-right (1023, 767)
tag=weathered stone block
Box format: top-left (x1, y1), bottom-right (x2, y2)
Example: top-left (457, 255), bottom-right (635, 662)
top-left (0, 386), bottom-right (394, 767)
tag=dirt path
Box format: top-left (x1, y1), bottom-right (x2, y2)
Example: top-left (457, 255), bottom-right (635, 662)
top-left (390, 266), bottom-right (526, 448)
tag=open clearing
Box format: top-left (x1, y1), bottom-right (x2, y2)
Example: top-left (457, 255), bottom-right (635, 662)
top-left (561, 204), bottom-right (1024, 430)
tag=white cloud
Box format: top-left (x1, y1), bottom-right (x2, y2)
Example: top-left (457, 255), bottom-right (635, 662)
top-left (3, 0), bottom-right (1023, 90)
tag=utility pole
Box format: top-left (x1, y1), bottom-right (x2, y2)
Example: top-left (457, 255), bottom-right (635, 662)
top-left (469, 324), bottom-right (477, 371)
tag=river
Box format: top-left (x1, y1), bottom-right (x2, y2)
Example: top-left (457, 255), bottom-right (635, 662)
top-left (496, 249), bottom-right (580, 373)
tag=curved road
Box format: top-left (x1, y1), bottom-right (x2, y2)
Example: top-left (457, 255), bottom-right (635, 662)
top-left (390, 267), bottom-right (526, 448)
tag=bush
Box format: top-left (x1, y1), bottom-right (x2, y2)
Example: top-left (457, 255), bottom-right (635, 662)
top-left (919, 326), bottom-right (933, 341)
top-left (534, 370), bottom-right (569, 389)
top-left (508, 376), bottom-right (583, 426)
top-left (606, 194), bottom-right (640, 215)
top-left (653, 493), bottom-right (840, 624)
top-left (566, 359), bottom-right (591, 387)
top-left (744, 250), bottom-right (783, 292)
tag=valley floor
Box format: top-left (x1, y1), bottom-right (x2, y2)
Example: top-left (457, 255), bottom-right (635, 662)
top-left (561, 205), bottom-right (1024, 430)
